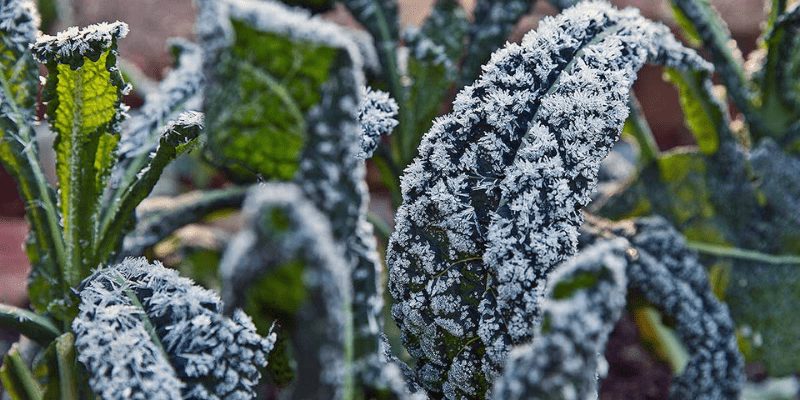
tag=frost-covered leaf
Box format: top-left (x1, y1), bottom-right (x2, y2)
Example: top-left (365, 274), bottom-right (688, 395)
top-left (598, 133), bottom-right (800, 374)
top-left (492, 239), bottom-right (630, 400)
top-left (112, 39), bottom-right (203, 192)
top-left (723, 138), bottom-right (800, 375)
top-left (73, 257), bottom-right (275, 400)
top-left (219, 183), bottom-right (353, 399)
top-left (200, 1), bottom-right (386, 388)
top-left (387, 3), bottom-right (710, 397)
top-left (32, 21), bottom-right (130, 286)
top-left (357, 86), bottom-right (398, 159)
top-left (580, 216), bottom-right (744, 399)
top-left (0, 0), bottom-right (66, 313)
top-left (622, 218), bottom-right (743, 398)
top-left (339, 0), bottom-right (398, 48)
top-left (94, 111), bottom-right (203, 263)
top-left (200, 0), bottom-right (354, 180)
top-left (281, 0), bottom-right (333, 13)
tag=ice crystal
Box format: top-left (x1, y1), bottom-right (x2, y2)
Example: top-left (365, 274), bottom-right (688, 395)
top-left (386, 2), bottom-right (710, 397)
top-left (357, 87), bottom-right (398, 159)
top-left (219, 183), bottom-right (352, 399)
top-left (31, 21), bottom-right (128, 65)
top-left (73, 258), bottom-right (275, 400)
top-left (492, 239), bottom-right (630, 400)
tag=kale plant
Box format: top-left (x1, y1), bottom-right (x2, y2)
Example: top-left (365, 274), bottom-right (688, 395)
top-left (0, 0), bottom-right (272, 397)
top-left (0, 0), bottom-right (796, 398)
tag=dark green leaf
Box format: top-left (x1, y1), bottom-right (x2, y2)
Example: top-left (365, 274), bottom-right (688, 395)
top-left (94, 111), bottom-right (203, 263)
top-left (0, 304), bottom-right (60, 345)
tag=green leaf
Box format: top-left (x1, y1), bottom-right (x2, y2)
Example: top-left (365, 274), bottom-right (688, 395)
top-left (219, 183), bottom-right (354, 399)
top-left (0, 0), bottom-right (65, 314)
top-left (39, 333), bottom-right (81, 400)
top-left (665, 67), bottom-right (733, 154)
top-left (1, 344), bottom-right (44, 400)
top-left (0, 304), bottom-right (60, 345)
top-left (94, 111), bottom-right (203, 263)
top-left (107, 39), bottom-right (203, 225)
top-left (32, 22), bottom-right (129, 286)
top-left (756, 3), bottom-right (800, 144)
top-left (202, 4), bottom-right (338, 180)
top-left (670, 0), bottom-right (768, 137)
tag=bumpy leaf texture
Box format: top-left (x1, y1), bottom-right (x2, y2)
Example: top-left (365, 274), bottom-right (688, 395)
top-left (386, 2), bottom-right (711, 397)
top-left (73, 258), bottom-right (275, 400)
top-left (492, 239), bottom-right (630, 400)
top-left (357, 86), bottom-right (398, 159)
top-left (580, 216), bottom-right (744, 399)
top-left (219, 183), bottom-right (353, 399)
top-left (32, 21), bottom-right (130, 286)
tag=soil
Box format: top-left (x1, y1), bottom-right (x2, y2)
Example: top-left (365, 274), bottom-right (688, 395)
top-left (601, 313), bottom-right (673, 399)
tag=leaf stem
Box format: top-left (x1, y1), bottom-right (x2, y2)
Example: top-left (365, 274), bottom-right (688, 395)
top-left (55, 333), bottom-right (80, 400)
top-left (626, 95), bottom-right (659, 165)
top-left (687, 241), bottom-right (800, 265)
top-left (1, 346), bottom-right (44, 400)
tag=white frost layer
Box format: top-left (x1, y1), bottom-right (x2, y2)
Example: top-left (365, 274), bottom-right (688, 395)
top-left (32, 21), bottom-right (128, 62)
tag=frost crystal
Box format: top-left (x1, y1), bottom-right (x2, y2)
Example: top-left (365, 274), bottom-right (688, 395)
top-left (492, 239), bottom-right (630, 400)
top-left (386, 2), bottom-right (710, 397)
top-left (357, 87), bottom-right (399, 159)
top-left (31, 21), bottom-right (128, 65)
top-left (581, 216), bottom-right (744, 399)
top-left (73, 258), bottom-right (275, 400)
top-left (219, 183), bottom-right (353, 399)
